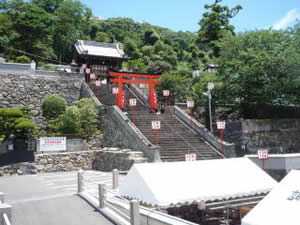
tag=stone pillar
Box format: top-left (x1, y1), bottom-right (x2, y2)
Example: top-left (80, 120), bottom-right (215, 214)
top-left (112, 169), bottom-right (119, 189)
top-left (0, 204), bottom-right (12, 225)
top-left (98, 184), bottom-right (106, 209)
top-left (0, 193), bottom-right (4, 203)
top-left (130, 200), bottom-right (140, 225)
top-left (77, 170), bottom-right (84, 193)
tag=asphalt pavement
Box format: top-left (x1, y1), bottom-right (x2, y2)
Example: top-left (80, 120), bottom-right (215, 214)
top-left (0, 171), bottom-right (117, 225)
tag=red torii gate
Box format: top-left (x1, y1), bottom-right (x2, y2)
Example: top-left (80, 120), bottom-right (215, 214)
top-left (108, 71), bottom-right (160, 112)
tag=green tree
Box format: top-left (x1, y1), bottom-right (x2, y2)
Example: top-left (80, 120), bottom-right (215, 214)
top-left (53, 0), bottom-right (91, 63)
top-left (75, 98), bottom-right (99, 140)
top-left (57, 106), bottom-right (81, 135)
top-left (0, 108), bottom-right (37, 141)
top-left (42, 95), bottom-right (67, 120)
top-left (196, 0), bottom-right (242, 59)
top-left (216, 30), bottom-right (300, 111)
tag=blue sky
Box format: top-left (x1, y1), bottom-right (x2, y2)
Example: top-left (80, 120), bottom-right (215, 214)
top-left (82, 0), bottom-right (300, 32)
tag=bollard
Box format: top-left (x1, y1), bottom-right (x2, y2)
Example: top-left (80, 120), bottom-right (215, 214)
top-left (0, 204), bottom-right (12, 225)
top-left (130, 200), bottom-right (140, 225)
top-left (77, 169), bottom-right (84, 193)
top-left (112, 169), bottom-right (119, 189)
top-left (98, 184), bottom-right (106, 209)
top-left (0, 193), bottom-right (4, 204)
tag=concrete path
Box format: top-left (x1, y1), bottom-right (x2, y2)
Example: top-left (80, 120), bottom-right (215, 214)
top-left (0, 171), bottom-right (122, 225)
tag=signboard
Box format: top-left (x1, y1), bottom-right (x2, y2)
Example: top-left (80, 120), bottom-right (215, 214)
top-left (39, 137), bottom-right (66, 152)
top-left (216, 121), bottom-right (226, 130)
top-left (139, 84), bottom-right (146, 88)
top-left (112, 87), bottom-right (119, 94)
top-left (101, 79), bottom-right (107, 85)
top-left (257, 149), bottom-right (269, 160)
top-left (85, 68), bottom-right (91, 74)
top-left (95, 80), bottom-right (101, 87)
top-left (129, 98), bottom-right (137, 106)
top-left (151, 121), bottom-right (161, 130)
top-left (163, 90), bottom-right (170, 97)
top-left (185, 153), bottom-right (197, 161)
top-left (90, 73), bottom-right (96, 80)
top-left (187, 100), bottom-right (194, 108)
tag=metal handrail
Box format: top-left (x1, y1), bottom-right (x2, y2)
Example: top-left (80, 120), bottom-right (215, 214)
top-left (3, 213), bottom-right (11, 225)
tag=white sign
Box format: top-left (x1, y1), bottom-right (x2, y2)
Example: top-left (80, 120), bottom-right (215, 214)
top-left (101, 79), bottom-right (107, 84)
top-left (129, 98), bottom-right (137, 106)
top-left (258, 149), bottom-right (269, 160)
top-left (90, 73), bottom-right (96, 80)
top-left (216, 121), bottom-right (226, 130)
top-left (151, 121), bottom-right (161, 130)
top-left (95, 80), bottom-right (101, 87)
top-left (163, 90), bottom-right (170, 97)
top-left (112, 87), bottom-right (119, 94)
top-left (85, 68), bottom-right (91, 74)
top-left (39, 137), bottom-right (66, 152)
top-left (187, 100), bottom-right (194, 108)
top-left (139, 84), bottom-right (146, 88)
top-left (207, 82), bottom-right (215, 90)
top-left (185, 153), bottom-right (197, 161)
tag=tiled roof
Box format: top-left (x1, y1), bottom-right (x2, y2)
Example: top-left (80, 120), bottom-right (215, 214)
top-left (74, 40), bottom-right (125, 59)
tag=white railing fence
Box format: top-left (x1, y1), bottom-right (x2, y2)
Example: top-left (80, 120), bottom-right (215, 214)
top-left (77, 170), bottom-right (198, 225)
top-left (0, 193), bottom-right (12, 225)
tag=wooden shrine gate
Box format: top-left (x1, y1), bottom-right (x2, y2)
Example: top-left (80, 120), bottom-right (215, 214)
top-left (108, 71), bottom-right (160, 112)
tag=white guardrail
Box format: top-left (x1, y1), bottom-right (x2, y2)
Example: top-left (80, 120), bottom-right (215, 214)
top-left (0, 193), bottom-right (12, 225)
top-left (77, 170), bottom-right (198, 225)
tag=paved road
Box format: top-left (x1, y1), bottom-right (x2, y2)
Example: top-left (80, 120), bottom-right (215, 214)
top-left (0, 171), bottom-right (123, 225)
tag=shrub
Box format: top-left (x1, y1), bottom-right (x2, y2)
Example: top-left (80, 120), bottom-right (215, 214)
top-left (15, 55), bottom-right (31, 63)
top-left (42, 95), bottom-right (67, 120)
top-left (57, 106), bottom-right (81, 135)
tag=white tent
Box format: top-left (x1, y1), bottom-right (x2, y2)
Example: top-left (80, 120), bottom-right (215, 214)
top-left (242, 170), bottom-right (300, 225)
top-left (119, 158), bottom-right (277, 207)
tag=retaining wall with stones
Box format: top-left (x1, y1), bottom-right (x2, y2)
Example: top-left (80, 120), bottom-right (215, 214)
top-left (0, 72), bottom-right (84, 125)
top-left (0, 148), bottom-right (145, 175)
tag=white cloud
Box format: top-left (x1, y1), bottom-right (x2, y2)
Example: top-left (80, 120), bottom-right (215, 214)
top-left (273, 9), bottom-right (300, 30)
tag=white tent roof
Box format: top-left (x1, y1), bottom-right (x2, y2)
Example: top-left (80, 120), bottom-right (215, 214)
top-left (119, 158), bottom-right (277, 207)
top-left (242, 170), bottom-right (300, 225)
top-left (75, 40), bottom-right (125, 58)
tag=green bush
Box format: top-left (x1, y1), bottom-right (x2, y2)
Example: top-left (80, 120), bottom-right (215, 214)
top-left (0, 107), bottom-right (37, 140)
top-left (42, 95), bottom-right (67, 119)
top-left (57, 106), bottom-right (81, 135)
top-left (76, 98), bottom-right (99, 140)
top-left (15, 55), bottom-right (31, 63)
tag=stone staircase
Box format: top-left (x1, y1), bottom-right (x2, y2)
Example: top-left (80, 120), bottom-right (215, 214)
top-left (94, 83), bottom-right (221, 162)
top-left (126, 106), bottom-right (221, 161)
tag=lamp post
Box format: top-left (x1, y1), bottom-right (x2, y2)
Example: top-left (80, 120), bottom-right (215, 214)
top-left (203, 82), bottom-right (214, 132)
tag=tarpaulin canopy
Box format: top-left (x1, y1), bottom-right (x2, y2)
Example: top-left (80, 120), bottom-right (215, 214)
top-left (119, 158), bottom-right (277, 207)
top-left (242, 170), bottom-right (300, 225)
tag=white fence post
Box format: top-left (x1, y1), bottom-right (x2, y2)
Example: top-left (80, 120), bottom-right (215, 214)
top-left (0, 204), bottom-right (12, 225)
top-left (130, 200), bottom-right (140, 225)
top-left (0, 193), bottom-right (4, 204)
top-left (77, 170), bottom-right (84, 193)
top-left (98, 184), bottom-right (106, 209)
top-left (112, 169), bottom-right (119, 189)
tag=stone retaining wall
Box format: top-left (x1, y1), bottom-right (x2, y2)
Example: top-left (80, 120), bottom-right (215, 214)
top-left (0, 72), bottom-right (83, 125)
top-left (103, 106), bottom-right (160, 162)
top-left (0, 148), bottom-right (145, 176)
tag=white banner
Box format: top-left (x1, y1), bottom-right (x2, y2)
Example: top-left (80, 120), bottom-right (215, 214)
top-left (129, 98), bottom-right (137, 106)
top-left (112, 87), bottom-right (119, 94)
top-left (95, 80), bottom-right (101, 87)
top-left (39, 137), bottom-right (66, 152)
top-left (257, 149), bottom-right (269, 160)
top-left (152, 121), bottom-right (161, 130)
top-left (163, 90), bottom-right (170, 97)
top-left (187, 100), bottom-right (194, 108)
top-left (217, 121), bottom-right (226, 130)
top-left (185, 153), bottom-right (197, 161)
